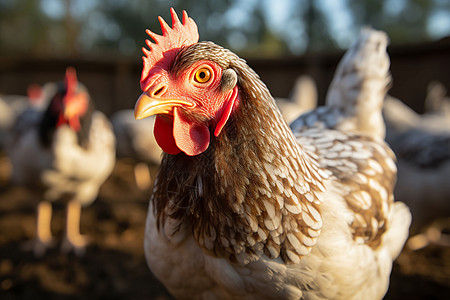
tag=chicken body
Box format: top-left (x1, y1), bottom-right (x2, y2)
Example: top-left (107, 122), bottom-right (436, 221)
top-left (111, 109), bottom-right (161, 189)
top-left (146, 189), bottom-right (409, 300)
top-left (8, 68), bottom-right (115, 256)
top-left (111, 109), bottom-right (161, 164)
top-left (11, 111), bottom-right (115, 205)
top-left (136, 10), bottom-right (410, 300)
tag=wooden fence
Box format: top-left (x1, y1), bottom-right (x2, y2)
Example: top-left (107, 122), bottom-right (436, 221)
top-left (1, 36), bottom-right (449, 115)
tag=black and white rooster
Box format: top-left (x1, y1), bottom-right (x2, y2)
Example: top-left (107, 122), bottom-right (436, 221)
top-left (8, 67), bottom-right (116, 256)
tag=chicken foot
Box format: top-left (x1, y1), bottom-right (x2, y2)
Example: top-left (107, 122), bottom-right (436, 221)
top-left (61, 200), bottom-right (88, 256)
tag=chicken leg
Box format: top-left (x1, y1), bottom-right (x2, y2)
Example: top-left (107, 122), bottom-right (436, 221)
top-left (21, 200), bottom-right (54, 257)
top-left (61, 200), bottom-right (88, 256)
top-left (134, 162), bottom-right (152, 190)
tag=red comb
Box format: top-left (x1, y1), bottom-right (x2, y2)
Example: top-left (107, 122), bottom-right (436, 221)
top-left (65, 67), bottom-right (78, 96)
top-left (140, 8), bottom-right (199, 91)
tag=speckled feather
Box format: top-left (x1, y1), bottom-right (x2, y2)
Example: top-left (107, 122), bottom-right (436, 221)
top-left (295, 126), bottom-right (396, 248)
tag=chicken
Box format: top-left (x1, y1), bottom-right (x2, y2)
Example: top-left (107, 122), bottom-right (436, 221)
top-left (0, 82), bottom-right (55, 149)
top-left (383, 95), bottom-right (450, 249)
top-left (134, 9), bottom-right (410, 300)
top-left (425, 81), bottom-right (450, 119)
top-left (111, 109), bottom-right (161, 190)
top-left (275, 75), bottom-right (318, 124)
top-left (8, 67), bottom-right (115, 256)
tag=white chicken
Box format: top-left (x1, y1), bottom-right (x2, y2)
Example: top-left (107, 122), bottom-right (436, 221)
top-left (8, 67), bottom-right (116, 256)
top-left (111, 109), bottom-right (161, 190)
top-left (384, 95), bottom-right (450, 250)
top-left (275, 75), bottom-right (318, 124)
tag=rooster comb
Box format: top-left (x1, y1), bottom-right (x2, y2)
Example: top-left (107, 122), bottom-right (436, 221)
top-left (65, 67), bottom-right (78, 96)
top-left (140, 8), bottom-right (199, 91)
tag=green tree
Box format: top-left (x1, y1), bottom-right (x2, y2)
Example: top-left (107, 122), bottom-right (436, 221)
top-left (347, 0), bottom-right (440, 45)
top-left (0, 0), bottom-right (449, 58)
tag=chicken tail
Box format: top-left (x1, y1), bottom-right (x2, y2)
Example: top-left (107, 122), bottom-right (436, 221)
top-left (326, 28), bottom-right (391, 140)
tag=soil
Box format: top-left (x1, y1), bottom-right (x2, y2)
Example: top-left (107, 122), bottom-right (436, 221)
top-left (0, 155), bottom-right (449, 300)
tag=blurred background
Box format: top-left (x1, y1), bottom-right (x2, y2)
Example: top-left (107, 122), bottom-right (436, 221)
top-left (0, 0), bottom-right (449, 299)
top-left (1, 0), bottom-right (450, 113)
top-left (2, 0), bottom-right (450, 56)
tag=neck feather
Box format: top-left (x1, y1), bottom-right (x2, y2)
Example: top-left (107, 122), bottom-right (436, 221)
top-left (153, 59), bottom-right (328, 264)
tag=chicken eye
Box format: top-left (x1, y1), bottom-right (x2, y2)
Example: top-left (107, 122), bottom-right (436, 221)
top-left (194, 68), bottom-right (211, 83)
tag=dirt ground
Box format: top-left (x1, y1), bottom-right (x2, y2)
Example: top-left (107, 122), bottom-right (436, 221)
top-left (0, 155), bottom-right (449, 300)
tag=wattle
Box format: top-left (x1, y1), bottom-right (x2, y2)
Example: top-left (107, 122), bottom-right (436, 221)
top-left (154, 108), bottom-right (210, 156)
top-left (56, 114), bottom-right (81, 131)
top-left (154, 115), bottom-right (181, 155)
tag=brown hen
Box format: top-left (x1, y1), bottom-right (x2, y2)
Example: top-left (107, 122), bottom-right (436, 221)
top-left (135, 9), bottom-right (411, 300)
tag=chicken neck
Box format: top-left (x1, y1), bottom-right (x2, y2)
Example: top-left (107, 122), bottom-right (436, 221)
top-left (151, 56), bottom-right (330, 264)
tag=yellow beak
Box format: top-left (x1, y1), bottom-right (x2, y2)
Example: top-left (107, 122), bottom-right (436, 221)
top-left (134, 93), bottom-right (194, 120)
